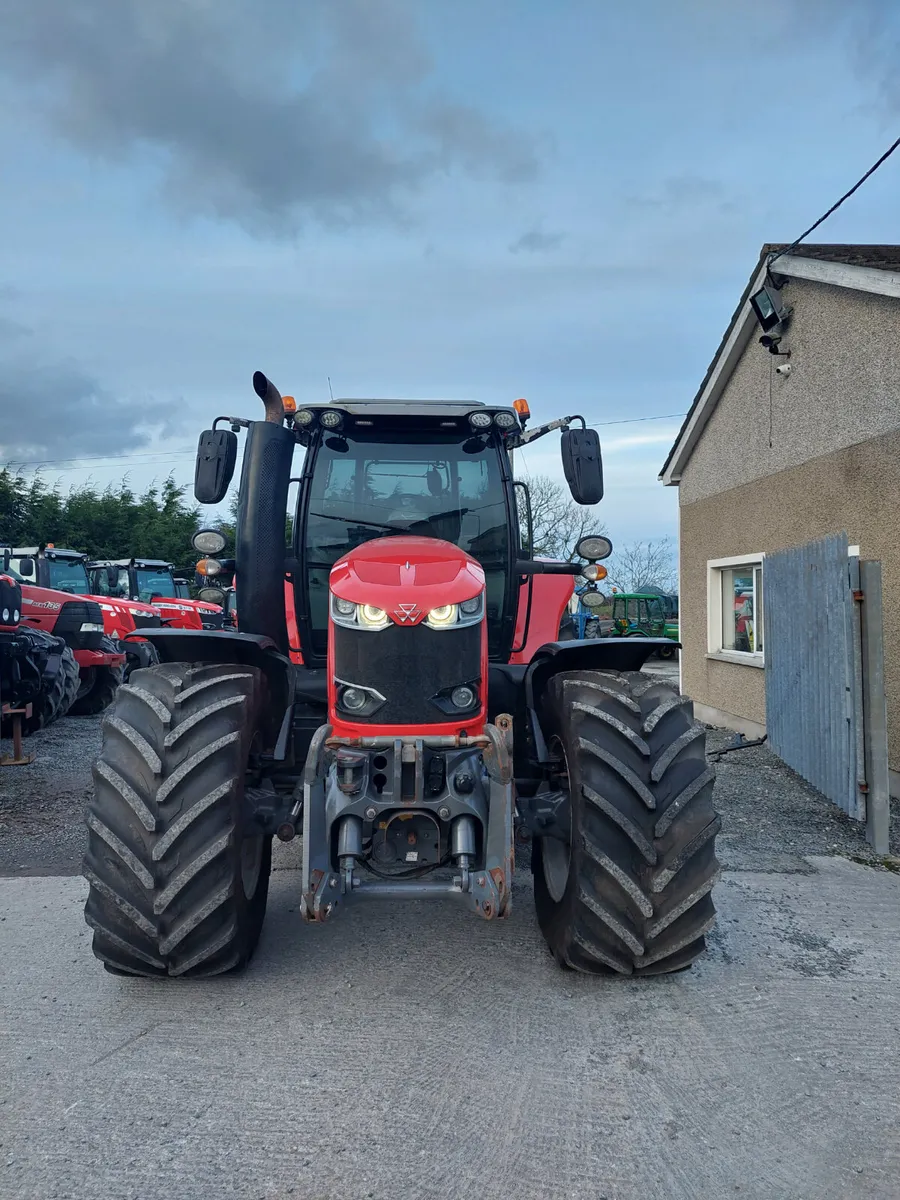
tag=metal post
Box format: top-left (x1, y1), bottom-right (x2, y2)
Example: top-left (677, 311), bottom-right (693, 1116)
top-left (859, 560), bottom-right (890, 855)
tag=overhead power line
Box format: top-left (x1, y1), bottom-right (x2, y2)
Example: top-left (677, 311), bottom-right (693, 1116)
top-left (769, 133), bottom-right (900, 266)
top-left (3, 412), bottom-right (685, 473)
top-left (590, 413), bottom-right (685, 428)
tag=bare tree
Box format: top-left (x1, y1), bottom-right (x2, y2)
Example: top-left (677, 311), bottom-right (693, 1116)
top-left (605, 538), bottom-right (678, 594)
top-left (518, 473), bottom-right (606, 561)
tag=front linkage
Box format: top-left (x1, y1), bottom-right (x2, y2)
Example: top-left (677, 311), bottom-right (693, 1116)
top-left (300, 717), bottom-right (515, 922)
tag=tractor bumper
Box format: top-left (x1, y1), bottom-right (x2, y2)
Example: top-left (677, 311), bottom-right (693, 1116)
top-left (299, 718), bottom-right (515, 923)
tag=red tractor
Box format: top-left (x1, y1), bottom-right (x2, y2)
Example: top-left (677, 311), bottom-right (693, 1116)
top-left (86, 557), bottom-right (225, 631)
top-left (83, 376), bottom-right (719, 980)
top-left (0, 555), bottom-right (112, 728)
top-left (7, 546), bottom-right (162, 685)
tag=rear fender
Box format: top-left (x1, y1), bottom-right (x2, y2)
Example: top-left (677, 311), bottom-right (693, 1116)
top-left (523, 638), bottom-right (679, 763)
top-left (129, 628), bottom-right (295, 759)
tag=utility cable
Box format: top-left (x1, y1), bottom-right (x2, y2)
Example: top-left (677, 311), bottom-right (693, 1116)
top-left (768, 133), bottom-right (900, 266)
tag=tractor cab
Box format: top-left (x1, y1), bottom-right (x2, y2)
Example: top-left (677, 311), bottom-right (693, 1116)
top-left (293, 399), bottom-right (534, 664)
top-left (81, 372), bottom-right (719, 985)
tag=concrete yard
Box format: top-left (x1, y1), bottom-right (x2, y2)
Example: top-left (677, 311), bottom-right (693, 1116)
top-left (3, 685), bottom-right (900, 1199)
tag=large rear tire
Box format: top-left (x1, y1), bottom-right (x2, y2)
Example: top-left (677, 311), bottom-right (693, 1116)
top-left (83, 662), bottom-right (272, 978)
top-left (532, 670), bottom-right (720, 976)
top-left (17, 629), bottom-right (80, 734)
top-left (69, 635), bottom-right (125, 716)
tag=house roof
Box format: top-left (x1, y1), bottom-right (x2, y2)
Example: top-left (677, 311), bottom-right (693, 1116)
top-left (660, 244), bottom-right (900, 485)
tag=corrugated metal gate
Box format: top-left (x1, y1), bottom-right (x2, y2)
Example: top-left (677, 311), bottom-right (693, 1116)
top-left (763, 533), bottom-right (890, 853)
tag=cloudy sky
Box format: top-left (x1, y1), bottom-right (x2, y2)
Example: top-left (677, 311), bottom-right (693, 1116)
top-left (1, 0), bottom-right (898, 547)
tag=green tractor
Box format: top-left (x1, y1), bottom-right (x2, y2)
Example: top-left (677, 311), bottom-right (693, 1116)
top-left (609, 592), bottom-right (679, 659)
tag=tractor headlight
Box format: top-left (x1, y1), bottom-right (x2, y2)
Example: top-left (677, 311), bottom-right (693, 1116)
top-left (450, 685), bottom-right (476, 710)
top-left (426, 603), bottom-right (457, 628)
top-left (319, 409), bottom-right (344, 430)
top-left (295, 409), bottom-right (316, 427)
top-left (493, 411), bottom-right (517, 429)
top-left (192, 528), bottom-right (227, 555)
top-left (359, 604), bottom-right (388, 628)
top-left (331, 594), bottom-right (389, 629)
top-left (425, 593), bottom-right (484, 629)
top-left (575, 534), bottom-right (613, 561)
top-left (80, 622), bottom-right (105, 633)
top-left (468, 411), bottom-right (492, 429)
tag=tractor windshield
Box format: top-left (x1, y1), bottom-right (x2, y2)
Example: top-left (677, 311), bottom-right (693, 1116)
top-left (134, 567), bottom-right (177, 602)
top-left (303, 430), bottom-right (511, 656)
top-left (46, 558), bottom-right (91, 594)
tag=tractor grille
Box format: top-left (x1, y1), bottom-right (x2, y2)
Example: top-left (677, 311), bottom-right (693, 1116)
top-left (332, 620), bottom-right (481, 725)
top-left (53, 599), bottom-right (105, 651)
top-left (131, 612), bottom-right (162, 631)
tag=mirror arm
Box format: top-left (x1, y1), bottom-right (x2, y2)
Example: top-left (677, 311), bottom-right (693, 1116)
top-left (508, 414), bottom-right (585, 448)
top-left (516, 559), bottom-right (585, 576)
top-left (213, 415), bottom-right (251, 431)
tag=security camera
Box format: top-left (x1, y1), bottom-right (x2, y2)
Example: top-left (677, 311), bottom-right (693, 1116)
top-left (775, 362), bottom-right (792, 377)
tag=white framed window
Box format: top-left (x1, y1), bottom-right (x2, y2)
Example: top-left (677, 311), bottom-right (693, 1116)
top-left (707, 553), bottom-right (765, 667)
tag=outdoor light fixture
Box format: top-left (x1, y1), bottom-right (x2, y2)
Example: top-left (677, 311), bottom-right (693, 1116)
top-left (750, 277), bottom-right (792, 333)
top-left (192, 528), bottom-right (227, 555)
top-left (575, 534), bottom-right (613, 561)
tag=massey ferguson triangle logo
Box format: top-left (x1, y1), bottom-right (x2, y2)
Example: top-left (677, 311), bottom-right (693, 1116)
top-left (394, 603), bottom-right (420, 623)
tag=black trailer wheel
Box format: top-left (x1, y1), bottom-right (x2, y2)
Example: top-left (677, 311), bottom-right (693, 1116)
top-left (532, 670), bottom-right (720, 976)
top-left (17, 629), bottom-right (80, 734)
top-left (83, 662), bottom-right (272, 978)
top-left (69, 636), bottom-right (125, 716)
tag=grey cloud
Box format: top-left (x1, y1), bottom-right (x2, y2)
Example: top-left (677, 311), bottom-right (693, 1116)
top-left (0, 0), bottom-right (540, 234)
top-left (0, 316), bottom-right (186, 462)
top-left (509, 227), bottom-right (566, 255)
top-left (626, 175), bottom-right (735, 215)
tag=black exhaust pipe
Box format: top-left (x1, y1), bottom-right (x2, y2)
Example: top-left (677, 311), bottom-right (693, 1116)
top-left (235, 374), bottom-right (295, 654)
top-left (252, 370), bottom-right (286, 424)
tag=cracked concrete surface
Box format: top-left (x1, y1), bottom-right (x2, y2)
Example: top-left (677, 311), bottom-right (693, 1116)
top-left (2, 853), bottom-right (900, 1200)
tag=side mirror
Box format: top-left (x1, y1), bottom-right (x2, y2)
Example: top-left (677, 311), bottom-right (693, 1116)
top-left (195, 429), bottom-right (238, 504)
top-left (18, 558), bottom-right (34, 577)
top-left (561, 428), bottom-right (603, 505)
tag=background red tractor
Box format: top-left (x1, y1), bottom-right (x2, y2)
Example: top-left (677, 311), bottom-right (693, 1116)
top-left (86, 557), bottom-right (224, 631)
top-left (83, 374), bottom-right (719, 981)
top-left (7, 546), bottom-right (162, 684)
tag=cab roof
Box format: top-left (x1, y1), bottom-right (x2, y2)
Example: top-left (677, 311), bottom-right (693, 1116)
top-left (89, 558), bottom-right (173, 569)
top-left (12, 546), bottom-right (85, 559)
top-left (300, 398), bottom-right (515, 421)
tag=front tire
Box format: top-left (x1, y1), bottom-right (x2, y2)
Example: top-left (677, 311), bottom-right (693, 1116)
top-left (17, 629), bottom-right (80, 734)
top-left (83, 662), bottom-right (272, 978)
top-left (533, 670), bottom-right (720, 976)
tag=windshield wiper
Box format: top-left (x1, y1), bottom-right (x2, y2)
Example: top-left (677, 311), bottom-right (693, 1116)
top-left (309, 512), bottom-right (403, 534)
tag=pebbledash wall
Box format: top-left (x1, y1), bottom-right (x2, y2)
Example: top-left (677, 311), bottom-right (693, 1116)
top-left (675, 277), bottom-right (900, 787)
